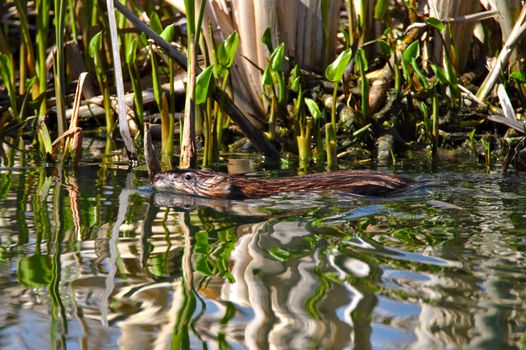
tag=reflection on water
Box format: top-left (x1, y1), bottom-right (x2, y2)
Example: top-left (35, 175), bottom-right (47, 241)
top-left (1, 150), bottom-right (526, 349)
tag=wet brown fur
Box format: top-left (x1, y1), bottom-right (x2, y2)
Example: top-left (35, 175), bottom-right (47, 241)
top-left (153, 169), bottom-right (413, 199)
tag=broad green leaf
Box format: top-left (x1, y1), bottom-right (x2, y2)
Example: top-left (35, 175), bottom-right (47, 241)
top-left (427, 17), bottom-right (445, 31)
top-left (263, 65), bottom-right (273, 87)
top-left (402, 41), bottom-right (420, 66)
top-left (378, 40), bottom-right (392, 56)
top-left (194, 255), bottom-right (213, 276)
top-left (195, 65), bottom-right (214, 105)
top-left (270, 43), bottom-right (285, 72)
top-left (88, 31), bottom-right (103, 60)
top-left (160, 23), bottom-right (176, 43)
top-left (149, 13), bottom-right (163, 34)
top-left (217, 32), bottom-right (239, 70)
top-left (305, 98), bottom-right (322, 120)
top-left (325, 47), bottom-right (352, 82)
top-left (261, 27), bottom-right (273, 52)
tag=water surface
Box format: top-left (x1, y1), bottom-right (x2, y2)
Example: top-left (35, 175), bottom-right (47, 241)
top-left (1, 148), bottom-right (526, 349)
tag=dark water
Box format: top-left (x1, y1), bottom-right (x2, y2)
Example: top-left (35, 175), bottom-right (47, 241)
top-left (1, 147), bottom-right (526, 349)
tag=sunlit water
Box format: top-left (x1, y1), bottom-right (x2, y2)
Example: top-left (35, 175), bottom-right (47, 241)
top-left (1, 148), bottom-right (526, 349)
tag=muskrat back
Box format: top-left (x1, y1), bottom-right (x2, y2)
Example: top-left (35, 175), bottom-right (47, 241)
top-left (153, 169), bottom-right (413, 199)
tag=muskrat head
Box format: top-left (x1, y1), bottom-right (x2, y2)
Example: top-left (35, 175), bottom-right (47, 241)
top-left (153, 169), bottom-right (233, 198)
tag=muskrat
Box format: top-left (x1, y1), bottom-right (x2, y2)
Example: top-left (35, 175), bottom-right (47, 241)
top-left (153, 169), bottom-right (413, 199)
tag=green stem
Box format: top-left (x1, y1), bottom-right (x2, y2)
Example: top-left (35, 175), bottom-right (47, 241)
top-left (36, 0), bottom-right (49, 116)
top-left (325, 122), bottom-right (337, 169)
top-left (432, 89), bottom-right (439, 154)
top-left (54, 0), bottom-right (67, 135)
top-left (269, 95), bottom-right (277, 141)
top-left (216, 73), bottom-right (229, 152)
top-left (331, 82), bottom-right (338, 129)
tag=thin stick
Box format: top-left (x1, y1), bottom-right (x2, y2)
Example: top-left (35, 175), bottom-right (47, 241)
top-left (107, 0), bottom-right (136, 159)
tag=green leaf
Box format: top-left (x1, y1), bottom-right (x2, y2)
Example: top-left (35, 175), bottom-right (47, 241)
top-left (194, 231), bottom-right (210, 254)
top-left (305, 98), bottom-right (322, 120)
top-left (469, 128), bottom-right (476, 141)
top-left (160, 23), bottom-right (176, 43)
top-left (261, 27), bottom-right (273, 52)
top-left (88, 31), bottom-right (103, 60)
top-left (0, 53), bottom-right (16, 114)
top-left (126, 36), bottom-right (138, 64)
top-left (195, 65), bottom-right (214, 105)
top-left (183, 0), bottom-right (195, 34)
top-left (290, 76), bottom-right (301, 92)
top-left (217, 32), bottom-right (239, 70)
top-left (325, 47), bottom-right (352, 82)
top-left (149, 13), bottom-right (163, 34)
top-left (194, 255), bottom-right (213, 276)
top-left (267, 247), bottom-right (292, 262)
top-left (374, 0), bottom-right (388, 20)
top-left (289, 65), bottom-right (301, 92)
top-left (411, 57), bottom-right (429, 90)
top-left (263, 65), bottom-right (273, 87)
top-left (38, 121), bottom-right (53, 155)
top-left (510, 71), bottom-right (526, 83)
top-left (270, 43), bottom-right (285, 72)
top-left (0, 54), bottom-right (13, 80)
top-left (402, 40), bottom-right (420, 66)
top-left (378, 40), bottom-right (392, 56)
top-left (431, 64), bottom-right (448, 85)
top-left (427, 17), bottom-right (445, 31)
top-left (275, 72), bottom-right (285, 103)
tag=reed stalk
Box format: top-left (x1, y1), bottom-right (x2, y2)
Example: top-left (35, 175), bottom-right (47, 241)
top-left (161, 93), bottom-right (173, 169)
top-left (36, 0), bottom-right (50, 116)
top-left (54, 0), bottom-right (67, 135)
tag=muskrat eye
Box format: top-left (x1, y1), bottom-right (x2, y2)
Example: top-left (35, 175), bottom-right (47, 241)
top-left (184, 172), bottom-right (194, 181)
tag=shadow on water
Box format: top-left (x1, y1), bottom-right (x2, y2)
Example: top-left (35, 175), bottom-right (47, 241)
top-left (1, 150), bottom-right (526, 349)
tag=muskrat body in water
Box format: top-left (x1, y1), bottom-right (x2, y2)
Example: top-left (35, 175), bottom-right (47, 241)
top-left (153, 169), bottom-right (413, 200)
